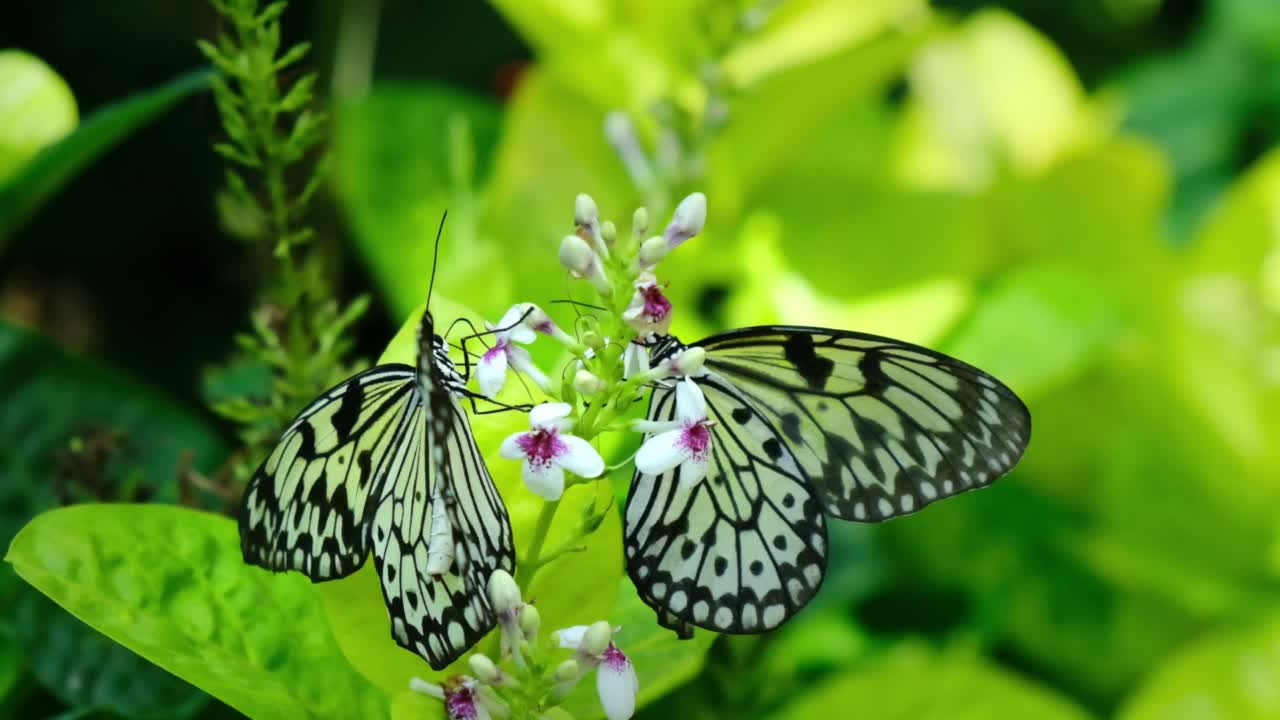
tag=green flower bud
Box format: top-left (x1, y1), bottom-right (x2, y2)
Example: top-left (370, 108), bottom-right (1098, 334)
top-left (469, 653), bottom-right (500, 684)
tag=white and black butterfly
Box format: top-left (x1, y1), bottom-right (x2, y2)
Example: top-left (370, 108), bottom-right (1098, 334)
top-left (239, 307), bottom-right (515, 669)
top-left (626, 327), bottom-right (1030, 637)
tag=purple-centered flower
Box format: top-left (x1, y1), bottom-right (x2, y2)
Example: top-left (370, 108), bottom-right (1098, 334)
top-left (557, 623), bottom-right (638, 720)
top-left (634, 379), bottom-right (714, 486)
top-left (443, 677), bottom-right (489, 720)
top-left (622, 274), bottom-right (673, 335)
top-left (500, 403), bottom-right (604, 500)
top-left (477, 304), bottom-right (548, 398)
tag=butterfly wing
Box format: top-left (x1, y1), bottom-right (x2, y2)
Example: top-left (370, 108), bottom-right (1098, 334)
top-left (625, 371), bottom-right (828, 634)
top-left (627, 326), bottom-right (1030, 634)
top-left (692, 326), bottom-right (1031, 521)
top-left (372, 323), bottom-right (515, 670)
top-left (239, 364), bottom-right (417, 581)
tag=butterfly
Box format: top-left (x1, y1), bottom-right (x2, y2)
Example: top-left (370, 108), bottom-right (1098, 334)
top-left (625, 326), bottom-right (1031, 637)
top-left (238, 306), bottom-right (515, 670)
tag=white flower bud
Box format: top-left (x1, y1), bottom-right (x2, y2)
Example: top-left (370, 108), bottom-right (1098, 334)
top-left (582, 621), bottom-right (613, 657)
top-left (575, 193), bottom-right (599, 229)
top-left (559, 234), bottom-right (597, 275)
top-left (574, 369), bottom-right (606, 395)
top-left (638, 236), bottom-right (669, 268)
top-left (487, 570), bottom-right (522, 615)
top-left (556, 659), bottom-right (581, 683)
top-left (632, 207), bottom-right (648, 238)
top-left (601, 220), bottom-right (617, 247)
top-left (520, 604), bottom-right (541, 639)
top-left (672, 347), bottom-right (706, 376)
top-left (469, 653), bottom-right (500, 684)
top-left (664, 192), bottom-right (707, 248)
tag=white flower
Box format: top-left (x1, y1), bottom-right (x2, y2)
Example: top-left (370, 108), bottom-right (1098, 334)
top-left (634, 379), bottom-right (713, 486)
top-left (622, 273), bottom-right (673, 335)
top-left (477, 304), bottom-right (548, 398)
top-left (556, 623), bottom-right (638, 720)
top-left (500, 403), bottom-right (604, 500)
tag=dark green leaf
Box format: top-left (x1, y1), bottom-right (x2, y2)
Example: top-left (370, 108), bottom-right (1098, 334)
top-left (0, 67), bottom-right (213, 243)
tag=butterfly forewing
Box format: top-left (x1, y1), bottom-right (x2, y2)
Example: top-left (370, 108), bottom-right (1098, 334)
top-left (695, 327), bottom-right (1030, 521)
top-left (239, 364), bottom-right (417, 580)
top-left (627, 325), bottom-right (1030, 635)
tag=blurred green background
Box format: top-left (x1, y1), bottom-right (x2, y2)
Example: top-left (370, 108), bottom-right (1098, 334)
top-left (4, 0), bottom-right (1280, 718)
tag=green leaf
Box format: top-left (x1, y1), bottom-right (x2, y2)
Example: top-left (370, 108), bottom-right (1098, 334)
top-left (0, 624), bottom-right (18, 703)
top-left (314, 300), bottom-right (624, 695)
top-left (14, 591), bottom-right (208, 718)
top-left (0, 66), bottom-right (212, 243)
top-left (331, 83), bottom-right (504, 318)
top-left (1119, 611), bottom-right (1280, 720)
top-left (5, 504), bottom-right (388, 720)
top-left (768, 642), bottom-right (1093, 720)
top-left (0, 50), bottom-right (77, 182)
top-left (941, 263), bottom-right (1127, 401)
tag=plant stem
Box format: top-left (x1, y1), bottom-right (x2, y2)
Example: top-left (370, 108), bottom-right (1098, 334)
top-left (517, 499), bottom-right (560, 588)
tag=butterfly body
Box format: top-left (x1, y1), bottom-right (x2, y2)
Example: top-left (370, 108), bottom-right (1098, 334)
top-left (627, 326), bottom-right (1030, 637)
top-left (239, 309), bottom-right (515, 669)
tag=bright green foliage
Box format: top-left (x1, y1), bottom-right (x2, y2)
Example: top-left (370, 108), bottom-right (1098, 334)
top-left (769, 642), bottom-right (1092, 720)
top-left (5, 504), bottom-right (388, 720)
top-left (1119, 611), bottom-right (1280, 720)
top-left (0, 50), bottom-right (77, 182)
top-left (0, 67), bottom-right (209, 243)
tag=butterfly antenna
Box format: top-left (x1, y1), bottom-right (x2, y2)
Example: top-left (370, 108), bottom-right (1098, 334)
top-left (426, 210), bottom-right (448, 312)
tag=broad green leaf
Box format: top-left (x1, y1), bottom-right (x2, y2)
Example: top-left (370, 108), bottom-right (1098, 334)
top-left (0, 67), bottom-right (211, 242)
top-left (332, 84), bottom-right (505, 318)
top-left (1168, 148), bottom-right (1280, 469)
top-left (892, 9), bottom-right (1107, 191)
top-left (5, 505), bottom-right (387, 720)
top-left (0, 50), bottom-right (77, 182)
top-left (316, 300), bottom-right (624, 695)
top-left (942, 263), bottom-right (1127, 401)
top-left (1119, 612), bottom-right (1280, 720)
top-left (14, 591), bottom-right (207, 718)
top-left (768, 642), bottom-right (1093, 720)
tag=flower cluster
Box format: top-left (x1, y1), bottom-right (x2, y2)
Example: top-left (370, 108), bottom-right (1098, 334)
top-left (414, 192), bottom-right (713, 720)
top-left (412, 571), bottom-right (639, 720)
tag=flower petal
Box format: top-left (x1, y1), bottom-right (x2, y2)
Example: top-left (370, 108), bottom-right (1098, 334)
top-left (635, 428), bottom-right (692, 476)
top-left (499, 432), bottom-right (528, 460)
top-left (507, 344), bottom-right (550, 389)
top-left (678, 455), bottom-right (709, 487)
top-left (476, 345), bottom-right (509, 398)
top-left (558, 435), bottom-right (605, 479)
top-left (675, 378), bottom-right (707, 423)
top-left (529, 402), bottom-right (573, 428)
top-left (623, 341), bottom-right (649, 379)
top-left (523, 460), bottom-right (566, 501)
top-left (596, 651), bottom-right (639, 720)
top-left (555, 625), bottom-right (590, 649)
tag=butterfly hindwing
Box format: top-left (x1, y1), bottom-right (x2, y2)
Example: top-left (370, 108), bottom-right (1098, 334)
top-left (625, 372), bottom-right (828, 634)
top-left (628, 326), bottom-right (1030, 635)
top-left (239, 364), bottom-right (417, 581)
